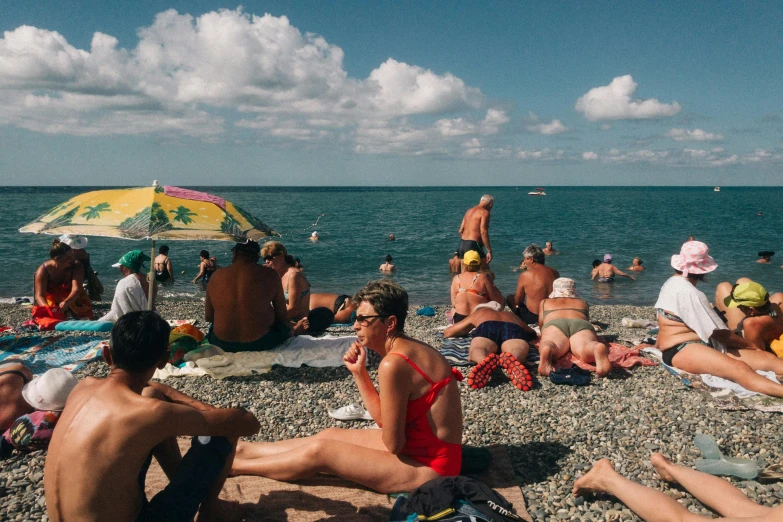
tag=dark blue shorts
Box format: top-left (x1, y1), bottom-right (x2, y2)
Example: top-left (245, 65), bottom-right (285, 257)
top-left (136, 436), bottom-right (232, 522)
top-left (472, 321), bottom-right (534, 346)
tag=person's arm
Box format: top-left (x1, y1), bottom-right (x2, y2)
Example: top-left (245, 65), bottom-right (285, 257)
top-left (98, 277), bottom-right (125, 322)
top-left (377, 357), bottom-right (412, 454)
top-left (710, 329), bottom-right (759, 351)
top-left (34, 265), bottom-right (49, 307)
top-left (343, 341), bottom-right (382, 422)
top-left (151, 399), bottom-right (260, 439)
top-left (450, 276), bottom-right (458, 307)
top-left (286, 273), bottom-right (307, 319)
top-left (738, 321), bottom-right (769, 350)
top-left (271, 273), bottom-right (288, 324)
top-left (480, 213), bottom-right (492, 263)
top-left (192, 261), bottom-right (206, 283)
top-left (60, 263), bottom-right (85, 310)
top-left (205, 285), bottom-right (214, 323)
top-left (612, 266), bottom-right (636, 281)
top-left (458, 214), bottom-right (466, 237)
top-left (485, 277), bottom-right (504, 305)
top-left (591, 267), bottom-right (599, 280)
top-left (444, 316), bottom-right (476, 338)
top-left (166, 258), bottom-right (174, 282)
top-left (512, 274), bottom-right (526, 311)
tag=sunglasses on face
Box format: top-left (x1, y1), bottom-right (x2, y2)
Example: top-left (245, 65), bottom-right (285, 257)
top-left (354, 314), bottom-right (390, 326)
top-left (263, 253), bottom-right (282, 262)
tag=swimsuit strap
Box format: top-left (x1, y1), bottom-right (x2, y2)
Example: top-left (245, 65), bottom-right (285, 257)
top-left (541, 301), bottom-right (589, 321)
top-left (390, 352), bottom-right (435, 384)
top-left (0, 369), bottom-right (30, 384)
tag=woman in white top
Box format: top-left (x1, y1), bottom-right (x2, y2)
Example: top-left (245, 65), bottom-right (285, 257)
top-left (655, 241), bottom-right (783, 397)
top-left (100, 251), bottom-right (157, 323)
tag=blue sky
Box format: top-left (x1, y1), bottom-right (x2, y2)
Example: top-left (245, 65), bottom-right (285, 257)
top-left (1, 1), bottom-right (781, 185)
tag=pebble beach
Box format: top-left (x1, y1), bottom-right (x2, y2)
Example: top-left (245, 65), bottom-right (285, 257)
top-left (1, 300), bottom-right (782, 522)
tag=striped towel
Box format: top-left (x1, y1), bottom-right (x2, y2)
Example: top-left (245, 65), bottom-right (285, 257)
top-left (438, 333), bottom-right (540, 366)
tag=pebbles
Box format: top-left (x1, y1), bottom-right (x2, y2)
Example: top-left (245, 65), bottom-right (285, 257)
top-left (2, 301), bottom-right (782, 521)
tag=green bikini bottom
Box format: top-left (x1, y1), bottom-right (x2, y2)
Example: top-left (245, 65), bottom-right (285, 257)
top-left (542, 318), bottom-right (595, 338)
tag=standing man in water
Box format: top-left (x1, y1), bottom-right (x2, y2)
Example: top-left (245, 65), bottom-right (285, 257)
top-left (458, 195), bottom-right (494, 270)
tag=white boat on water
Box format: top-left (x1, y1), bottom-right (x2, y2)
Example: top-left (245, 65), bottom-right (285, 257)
top-left (528, 187), bottom-right (546, 196)
top-left (714, 186), bottom-right (721, 192)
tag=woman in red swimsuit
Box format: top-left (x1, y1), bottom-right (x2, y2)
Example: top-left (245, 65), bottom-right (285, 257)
top-left (231, 280), bottom-right (463, 493)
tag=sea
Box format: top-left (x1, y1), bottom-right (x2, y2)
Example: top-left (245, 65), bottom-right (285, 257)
top-left (1, 186), bottom-right (780, 307)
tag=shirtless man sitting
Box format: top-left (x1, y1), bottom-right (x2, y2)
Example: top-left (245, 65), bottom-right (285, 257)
top-left (715, 279), bottom-right (783, 350)
top-left (44, 311), bottom-right (260, 522)
top-left (206, 240), bottom-right (300, 352)
top-left (444, 306), bottom-right (536, 391)
top-left (592, 254), bottom-right (635, 282)
top-left (506, 244), bottom-right (559, 325)
top-left (457, 195), bottom-right (494, 270)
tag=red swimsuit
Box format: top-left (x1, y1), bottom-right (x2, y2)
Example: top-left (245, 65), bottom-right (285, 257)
top-left (391, 353), bottom-right (463, 477)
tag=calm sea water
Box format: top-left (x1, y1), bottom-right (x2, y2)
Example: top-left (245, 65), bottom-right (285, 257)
top-left (1, 186), bottom-right (780, 306)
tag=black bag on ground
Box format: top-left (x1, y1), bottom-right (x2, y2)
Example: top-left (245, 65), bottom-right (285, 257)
top-left (393, 476), bottom-right (524, 522)
top-left (549, 364), bottom-right (591, 386)
top-left (460, 445), bottom-right (492, 474)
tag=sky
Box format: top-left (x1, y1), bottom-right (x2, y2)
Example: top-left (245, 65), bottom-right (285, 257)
top-left (0, 1), bottom-right (781, 186)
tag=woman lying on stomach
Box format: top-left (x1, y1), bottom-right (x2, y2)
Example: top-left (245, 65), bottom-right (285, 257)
top-left (230, 280), bottom-right (463, 493)
top-left (655, 241), bottom-right (783, 397)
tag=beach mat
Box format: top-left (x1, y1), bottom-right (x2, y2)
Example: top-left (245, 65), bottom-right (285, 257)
top-left (145, 441), bottom-right (531, 522)
top-left (554, 342), bottom-right (656, 373)
top-left (0, 334), bottom-right (105, 375)
top-left (641, 346), bottom-right (783, 413)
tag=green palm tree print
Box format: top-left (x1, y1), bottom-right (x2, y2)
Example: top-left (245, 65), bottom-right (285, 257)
top-left (170, 206), bottom-right (197, 225)
top-left (80, 202), bottom-right (111, 220)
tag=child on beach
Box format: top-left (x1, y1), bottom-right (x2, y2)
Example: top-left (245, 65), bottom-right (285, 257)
top-left (44, 311), bottom-right (260, 522)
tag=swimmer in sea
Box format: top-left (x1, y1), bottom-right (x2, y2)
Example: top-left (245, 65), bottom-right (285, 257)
top-left (310, 231), bottom-right (320, 242)
top-left (758, 251), bottom-right (774, 264)
top-left (380, 255), bottom-right (396, 272)
top-left (627, 257), bottom-right (645, 272)
top-left (592, 254), bottom-right (635, 283)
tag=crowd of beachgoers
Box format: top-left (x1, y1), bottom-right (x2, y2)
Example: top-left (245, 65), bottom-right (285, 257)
top-left (2, 194), bottom-right (783, 521)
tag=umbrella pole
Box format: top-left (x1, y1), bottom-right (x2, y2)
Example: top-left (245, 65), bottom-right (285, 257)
top-left (148, 239), bottom-right (155, 311)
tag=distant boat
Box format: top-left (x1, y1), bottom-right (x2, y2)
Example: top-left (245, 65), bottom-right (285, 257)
top-left (528, 187), bottom-right (546, 196)
top-left (714, 186), bottom-right (721, 192)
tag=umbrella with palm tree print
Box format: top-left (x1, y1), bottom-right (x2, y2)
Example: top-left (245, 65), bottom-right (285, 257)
top-left (20, 181), bottom-right (278, 309)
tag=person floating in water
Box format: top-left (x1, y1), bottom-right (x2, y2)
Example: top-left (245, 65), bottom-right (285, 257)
top-left (758, 251), bottom-right (774, 264)
top-left (542, 241), bottom-right (558, 255)
top-left (310, 231), bottom-right (320, 242)
top-left (592, 254), bottom-right (635, 283)
top-left (388, 233), bottom-right (396, 241)
top-left (627, 257), bottom-right (645, 272)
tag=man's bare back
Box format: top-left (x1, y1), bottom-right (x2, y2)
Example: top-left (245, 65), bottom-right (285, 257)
top-left (516, 265), bottom-right (559, 317)
top-left (459, 206), bottom-right (489, 243)
top-left (206, 260), bottom-right (285, 342)
top-left (458, 196), bottom-right (494, 264)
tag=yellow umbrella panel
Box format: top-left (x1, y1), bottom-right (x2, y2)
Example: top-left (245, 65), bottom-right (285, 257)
top-left (20, 186), bottom-right (277, 241)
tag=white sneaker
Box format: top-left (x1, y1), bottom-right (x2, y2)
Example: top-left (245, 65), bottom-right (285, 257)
top-left (328, 403), bottom-right (373, 421)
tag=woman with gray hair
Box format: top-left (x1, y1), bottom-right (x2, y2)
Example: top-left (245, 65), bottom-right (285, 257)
top-left (537, 278), bottom-right (611, 377)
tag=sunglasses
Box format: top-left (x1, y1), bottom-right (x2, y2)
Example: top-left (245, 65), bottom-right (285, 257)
top-left (263, 252), bottom-right (282, 262)
top-left (354, 314), bottom-right (390, 326)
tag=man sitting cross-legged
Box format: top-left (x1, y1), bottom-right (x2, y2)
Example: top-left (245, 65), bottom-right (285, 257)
top-left (444, 305), bottom-right (536, 391)
top-left (44, 311), bottom-right (260, 522)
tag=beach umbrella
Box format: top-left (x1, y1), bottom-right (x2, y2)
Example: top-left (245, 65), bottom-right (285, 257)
top-left (20, 181), bottom-right (278, 310)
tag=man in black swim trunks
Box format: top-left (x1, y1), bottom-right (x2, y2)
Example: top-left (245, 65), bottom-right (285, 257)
top-left (457, 195), bottom-right (494, 270)
top-left (506, 244), bottom-right (559, 325)
top-left (444, 306), bottom-right (536, 391)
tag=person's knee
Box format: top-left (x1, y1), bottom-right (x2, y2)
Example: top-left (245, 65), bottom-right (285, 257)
top-left (593, 342), bottom-right (608, 356)
top-left (315, 427), bottom-right (343, 440)
top-left (735, 277), bottom-right (752, 285)
top-left (301, 439), bottom-right (330, 470)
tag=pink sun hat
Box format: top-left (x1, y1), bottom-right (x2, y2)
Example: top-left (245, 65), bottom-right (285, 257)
top-left (671, 241), bottom-right (718, 277)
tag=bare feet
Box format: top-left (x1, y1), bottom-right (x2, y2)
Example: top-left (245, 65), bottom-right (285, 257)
top-left (292, 317), bottom-right (309, 336)
top-left (538, 343), bottom-right (553, 376)
top-left (572, 459), bottom-right (616, 496)
top-left (594, 344), bottom-right (611, 378)
top-left (650, 453), bottom-right (678, 483)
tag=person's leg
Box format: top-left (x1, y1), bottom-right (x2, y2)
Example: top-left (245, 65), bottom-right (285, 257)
top-left (499, 339), bottom-right (529, 362)
top-left (232, 439), bottom-right (440, 494)
top-left (468, 337), bottom-right (497, 364)
top-left (537, 326), bottom-right (570, 376)
top-left (141, 386), bottom-right (182, 479)
top-left (715, 281), bottom-right (744, 330)
top-left (570, 330), bottom-right (611, 377)
top-left (236, 428), bottom-right (385, 460)
top-left (574, 460), bottom-right (707, 522)
top-left (467, 337), bottom-right (500, 389)
top-left (726, 348), bottom-right (783, 374)
top-left (197, 437), bottom-right (237, 522)
top-left (672, 344), bottom-right (783, 397)
top-left (650, 454), bottom-right (771, 518)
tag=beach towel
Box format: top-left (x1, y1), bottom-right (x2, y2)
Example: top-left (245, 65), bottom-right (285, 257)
top-left (154, 335), bottom-right (356, 380)
top-left (438, 334), bottom-right (540, 366)
top-left (553, 343), bottom-right (656, 373)
top-left (144, 441), bottom-right (531, 522)
top-left (641, 346), bottom-right (783, 413)
top-left (0, 335), bottom-right (105, 375)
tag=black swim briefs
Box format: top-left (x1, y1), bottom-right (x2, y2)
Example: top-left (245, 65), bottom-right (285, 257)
top-left (458, 239), bottom-right (486, 259)
top-left (515, 302), bottom-right (539, 325)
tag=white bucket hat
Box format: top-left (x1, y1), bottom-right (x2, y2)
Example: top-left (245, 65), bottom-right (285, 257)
top-left (21, 368), bottom-right (77, 411)
top-left (671, 241), bottom-right (717, 277)
top-left (59, 234), bottom-right (88, 250)
top-left (549, 277), bottom-right (578, 299)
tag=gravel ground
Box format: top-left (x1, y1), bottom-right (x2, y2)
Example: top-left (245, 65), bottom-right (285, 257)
top-left (2, 300), bottom-right (782, 522)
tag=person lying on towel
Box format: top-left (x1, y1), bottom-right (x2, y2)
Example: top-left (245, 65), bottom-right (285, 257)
top-left (537, 278), bottom-right (611, 378)
top-left (231, 281), bottom-right (463, 494)
top-left (44, 311), bottom-right (260, 522)
top-left (0, 362), bottom-right (76, 433)
top-left (443, 303), bottom-right (535, 391)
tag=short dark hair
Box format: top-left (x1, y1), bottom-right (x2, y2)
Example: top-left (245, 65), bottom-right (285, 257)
top-left (159, 245), bottom-right (169, 255)
top-left (385, 254), bottom-right (393, 262)
top-left (592, 259), bottom-right (602, 268)
top-left (50, 239), bottom-right (72, 259)
top-left (353, 280), bottom-right (408, 332)
top-left (109, 311), bottom-right (170, 372)
top-left (200, 250), bottom-right (210, 259)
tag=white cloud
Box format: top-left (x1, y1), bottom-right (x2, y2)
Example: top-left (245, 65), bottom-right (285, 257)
top-left (516, 148), bottom-right (564, 161)
top-left (527, 119), bottom-right (567, 135)
top-left (582, 151), bottom-right (598, 160)
top-left (666, 128), bottom-right (724, 142)
top-left (575, 75), bottom-right (681, 121)
top-left (0, 8), bottom-right (486, 149)
top-left (711, 154), bottom-right (738, 166)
